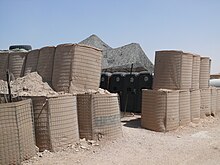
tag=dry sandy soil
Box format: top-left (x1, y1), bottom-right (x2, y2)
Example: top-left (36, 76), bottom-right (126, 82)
top-left (22, 114), bottom-right (220, 165)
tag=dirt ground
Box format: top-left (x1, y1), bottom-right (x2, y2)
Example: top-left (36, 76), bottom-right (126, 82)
top-left (22, 114), bottom-right (220, 165)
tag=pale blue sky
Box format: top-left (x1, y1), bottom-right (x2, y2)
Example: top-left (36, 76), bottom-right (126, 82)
top-left (0, 0), bottom-right (219, 73)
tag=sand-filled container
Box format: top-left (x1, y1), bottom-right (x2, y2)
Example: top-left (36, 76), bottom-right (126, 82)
top-left (153, 50), bottom-right (193, 90)
top-left (141, 89), bottom-right (179, 132)
top-left (9, 51), bottom-right (27, 79)
top-left (200, 88), bottom-right (211, 118)
top-left (190, 89), bottom-right (200, 123)
top-left (24, 49), bottom-right (39, 75)
top-left (31, 95), bottom-right (79, 152)
top-left (37, 46), bottom-right (56, 85)
top-left (217, 89), bottom-right (220, 115)
top-left (179, 90), bottom-right (191, 126)
top-left (199, 57), bottom-right (211, 89)
top-left (0, 99), bottom-right (36, 165)
top-left (210, 87), bottom-right (217, 116)
top-left (191, 55), bottom-right (200, 89)
top-left (52, 44), bottom-right (102, 93)
top-left (77, 92), bottom-right (122, 140)
top-left (0, 52), bottom-right (9, 81)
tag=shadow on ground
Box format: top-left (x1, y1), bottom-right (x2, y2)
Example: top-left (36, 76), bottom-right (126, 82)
top-left (121, 117), bottom-right (141, 128)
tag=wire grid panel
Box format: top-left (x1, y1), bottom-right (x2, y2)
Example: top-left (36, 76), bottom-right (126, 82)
top-left (15, 99), bottom-right (36, 161)
top-left (52, 44), bottom-right (74, 93)
top-left (200, 88), bottom-right (211, 118)
top-left (69, 45), bottom-right (102, 93)
top-left (0, 52), bottom-right (9, 81)
top-left (77, 94), bottom-right (93, 139)
top-left (210, 87), bottom-right (217, 116)
top-left (153, 51), bottom-right (193, 90)
top-left (0, 102), bottom-right (21, 165)
top-left (179, 90), bottom-right (191, 126)
top-left (48, 95), bottom-right (79, 152)
top-left (199, 57), bottom-right (211, 89)
top-left (191, 55), bottom-right (200, 89)
top-left (31, 97), bottom-right (51, 151)
top-left (37, 46), bottom-right (55, 85)
top-left (24, 49), bottom-right (39, 76)
top-left (92, 94), bottom-right (122, 140)
top-left (217, 89), bottom-right (220, 115)
top-left (190, 89), bottom-right (200, 123)
top-left (8, 51), bottom-right (27, 79)
top-left (141, 90), bottom-right (166, 132)
top-left (141, 90), bottom-right (179, 132)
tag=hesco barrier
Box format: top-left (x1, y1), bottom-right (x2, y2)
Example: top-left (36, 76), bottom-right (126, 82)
top-left (31, 95), bottom-right (79, 152)
top-left (9, 51), bottom-right (27, 79)
top-left (210, 87), bottom-right (217, 116)
top-left (77, 93), bottom-right (122, 140)
top-left (179, 90), bottom-right (190, 126)
top-left (0, 52), bottom-right (9, 81)
top-left (52, 44), bottom-right (102, 93)
top-left (37, 46), bottom-right (55, 85)
top-left (200, 88), bottom-right (211, 118)
top-left (191, 55), bottom-right (200, 89)
top-left (0, 99), bottom-right (36, 165)
top-left (199, 57), bottom-right (211, 89)
top-left (153, 50), bottom-right (193, 90)
top-left (190, 89), bottom-right (200, 123)
top-left (24, 49), bottom-right (39, 76)
top-left (217, 89), bottom-right (220, 115)
top-left (141, 89), bottom-right (179, 132)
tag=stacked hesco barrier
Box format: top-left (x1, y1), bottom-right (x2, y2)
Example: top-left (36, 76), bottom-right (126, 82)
top-left (142, 50), bottom-right (213, 132)
top-left (37, 46), bottom-right (55, 85)
top-left (0, 99), bottom-right (36, 165)
top-left (24, 49), bottom-right (39, 76)
top-left (0, 52), bottom-right (9, 81)
top-left (52, 44), bottom-right (102, 93)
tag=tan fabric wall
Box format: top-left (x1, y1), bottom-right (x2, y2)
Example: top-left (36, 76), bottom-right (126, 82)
top-left (37, 46), bottom-right (55, 85)
top-left (141, 89), bottom-right (179, 132)
top-left (179, 90), bottom-right (190, 126)
top-left (77, 93), bottom-right (122, 140)
top-left (0, 52), bottom-right (9, 81)
top-left (48, 95), bottom-right (79, 151)
top-left (9, 52), bottom-right (27, 79)
top-left (153, 51), bottom-right (193, 90)
top-left (200, 88), bottom-right (211, 118)
top-left (31, 95), bottom-right (79, 152)
top-left (190, 89), bottom-right (200, 123)
top-left (199, 57), bottom-right (211, 89)
top-left (210, 87), bottom-right (217, 116)
top-left (77, 94), bottom-right (93, 139)
top-left (217, 89), bottom-right (220, 115)
top-left (69, 44), bottom-right (102, 93)
top-left (0, 99), bottom-right (36, 165)
top-left (52, 44), bottom-right (102, 93)
top-left (52, 44), bottom-right (74, 93)
top-left (24, 49), bottom-right (39, 76)
top-left (191, 55), bottom-right (200, 89)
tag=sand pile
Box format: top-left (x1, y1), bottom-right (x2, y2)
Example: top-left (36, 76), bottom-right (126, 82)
top-left (0, 72), bottom-right (58, 97)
